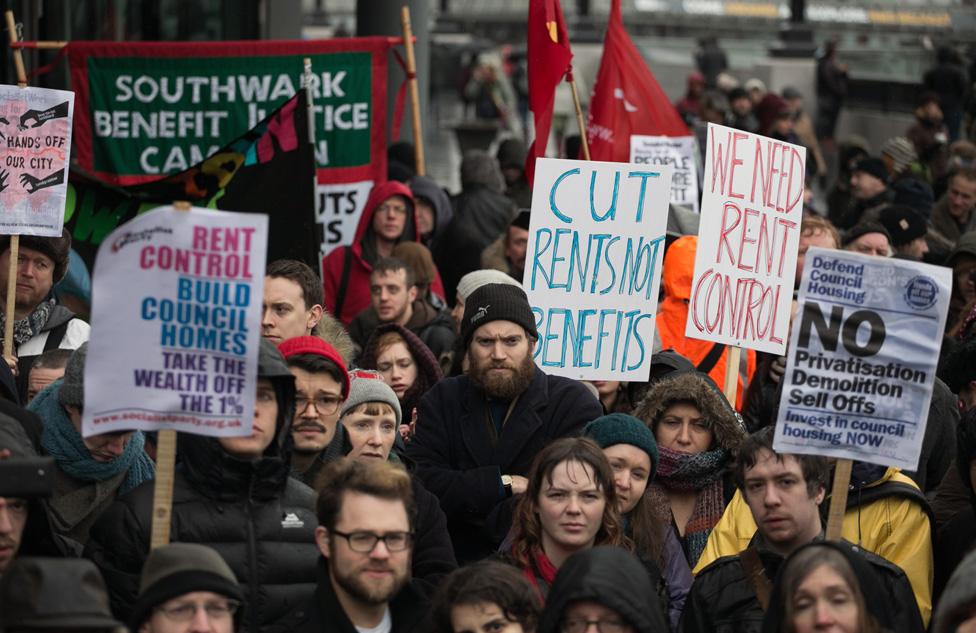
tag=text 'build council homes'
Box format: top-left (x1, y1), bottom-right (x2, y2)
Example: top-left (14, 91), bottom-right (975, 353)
top-left (83, 206), bottom-right (268, 438)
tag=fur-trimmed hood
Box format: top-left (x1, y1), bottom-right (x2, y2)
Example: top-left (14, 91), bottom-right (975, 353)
top-left (314, 310), bottom-right (356, 366)
top-left (632, 371), bottom-right (744, 452)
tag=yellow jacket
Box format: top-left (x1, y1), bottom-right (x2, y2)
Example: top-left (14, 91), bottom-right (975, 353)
top-left (693, 468), bottom-right (933, 626)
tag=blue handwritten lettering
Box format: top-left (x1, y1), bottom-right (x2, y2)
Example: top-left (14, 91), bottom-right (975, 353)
top-left (549, 167), bottom-right (579, 223)
top-left (627, 171), bottom-right (660, 222)
top-left (590, 170), bottom-right (620, 222)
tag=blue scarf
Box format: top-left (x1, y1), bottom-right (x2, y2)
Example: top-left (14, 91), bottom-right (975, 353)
top-left (32, 380), bottom-right (155, 494)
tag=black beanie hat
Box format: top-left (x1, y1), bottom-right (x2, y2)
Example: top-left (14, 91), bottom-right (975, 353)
top-left (879, 205), bottom-right (927, 247)
top-left (842, 221), bottom-right (891, 248)
top-left (460, 283), bottom-right (538, 350)
top-left (128, 543), bottom-right (244, 630)
top-left (891, 177), bottom-right (935, 218)
top-left (511, 209), bottom-right (531, 231)
top-left (0, 228), bottom-right (72, 283)
top-left (852, 157), bottom-right (888, 184)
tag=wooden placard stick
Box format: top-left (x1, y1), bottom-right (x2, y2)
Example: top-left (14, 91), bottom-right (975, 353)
top-left (149, 428), bottom-right (177, 549)
top-left (400, 7), bottom-right (425, 176)
top-left (825, 458), bottom-right (852, 541)
top-left (9, 40), bottom-right (68, 49)
top-left (2, 11), bottom-right (27, 365)
top-left (722, 345), bottom-right (741, 407)
top-left (567, 67), bottom-right (590, 160)
top-left (148, 200), bottom-right (192, 549)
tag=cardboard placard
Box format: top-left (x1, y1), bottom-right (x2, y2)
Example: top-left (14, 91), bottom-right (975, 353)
top-left (83, 205), bottom-right (267, 437)
top-left (0, 85), bottom-right (74, 236)
top-left (773, 248), bottom-right (951, 470)
top-left (524, 157), bottom-right (672, 380)
top-left (685, 123), bottom-right (806, 355)
top-left (630, 135), bottom-right (699, 211)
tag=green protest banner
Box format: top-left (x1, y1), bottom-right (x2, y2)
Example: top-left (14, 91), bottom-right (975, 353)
top-left (67, 39), bottom-right (392, 257)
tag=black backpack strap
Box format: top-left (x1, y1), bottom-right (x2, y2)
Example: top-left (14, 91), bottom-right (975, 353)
top-left (697, 342), bottom-right (726, 374)
top-left (845, 480), bottom-right (935, 527)
top-left (333, 246), bottom-right (354, 320)
top-left (43, 320), bottom-right (70, 352)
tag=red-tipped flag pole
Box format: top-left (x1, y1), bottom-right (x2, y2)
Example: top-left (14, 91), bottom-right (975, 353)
top-left (525, 0), bottom-right (575, 184)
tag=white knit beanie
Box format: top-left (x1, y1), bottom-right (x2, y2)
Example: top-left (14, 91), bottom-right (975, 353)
top-left (456, 269), bottom-right (521, 302)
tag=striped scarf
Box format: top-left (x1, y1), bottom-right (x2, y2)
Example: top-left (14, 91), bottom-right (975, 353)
top-left (654, 445), bottom-right (729, 568)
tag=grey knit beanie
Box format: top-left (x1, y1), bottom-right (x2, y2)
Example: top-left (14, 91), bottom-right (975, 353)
top-left (341, 369), bottom-right (402, 425)
top-left (128, 543), bottom-right (243, 630)
top-left (58, 342), bottom-right (87, 409)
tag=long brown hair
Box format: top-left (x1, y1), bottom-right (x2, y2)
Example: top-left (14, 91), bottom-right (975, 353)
top-left (510, 437), bottom-right (627, 567)
top-left (625, 484), bottom-right (669, 566)
top-left (779, 546), bottom-right (881, 633)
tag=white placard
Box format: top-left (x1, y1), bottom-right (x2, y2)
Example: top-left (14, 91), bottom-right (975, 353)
top-left (524, 158), bottom-right (672, 381)
top-left (685, 123), bottom-right (806, 355)
top-left (0, 85), bottom-right (74, 236)
top-left (316, 179), bottom-right (374, 257)
top-left (83, 205), bottom-right (268, 437)
top-left (630, 135), bottom-right (699, 212)
top-left (773, 248), bottom-right (951, 470)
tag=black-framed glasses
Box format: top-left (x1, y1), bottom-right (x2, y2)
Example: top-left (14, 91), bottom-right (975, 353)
top-left (561, 618), bottom-right (629, 633)
top-left (331, 530), bottom-right (413, 552)
top-left (295, 395), bottom-right (342, 415)
top-left (156, 599), bottom-right (240, 622)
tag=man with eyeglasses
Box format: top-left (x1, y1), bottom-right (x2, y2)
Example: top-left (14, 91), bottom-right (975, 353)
top-left (322, 181), bottom-right (444, 326)
top-left (277, 336), bottom-right (350, 487)
top-left (334, 370), bottom-right (456, 591)
top-left (407, 283), bottom-right (603, 562)
top-left (348, 257), bottom-right (455, 362)
top-left (87, 340), bottom-right (320, 632)
top-left (129, 543), bottom-right (244, 633)
top-left (288, 458), bottom-right (429, 633)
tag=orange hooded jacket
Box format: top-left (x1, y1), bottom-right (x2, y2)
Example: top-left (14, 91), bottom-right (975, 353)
top-left (655, 235), bottom-right (755, 410)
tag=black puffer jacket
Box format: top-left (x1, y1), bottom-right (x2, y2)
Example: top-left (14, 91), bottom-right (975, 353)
top-left (538, 546), bottom-right (668, 633)
top-left (86, 340), bottom-right (318, 633)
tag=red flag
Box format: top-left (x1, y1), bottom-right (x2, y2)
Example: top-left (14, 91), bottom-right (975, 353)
top-left (586, 0), bottom-right (688, 162)
top-left (525, 0), bottom-right (573, 184)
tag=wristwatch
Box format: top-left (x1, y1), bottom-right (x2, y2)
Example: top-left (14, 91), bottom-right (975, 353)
top-left (501, 474), bottom-right (513, 497)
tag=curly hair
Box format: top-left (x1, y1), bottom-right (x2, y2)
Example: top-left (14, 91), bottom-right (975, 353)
top-left (431, 561), bottom-right (541, 633)
top-left (510, 438), bottom-right (628, 568)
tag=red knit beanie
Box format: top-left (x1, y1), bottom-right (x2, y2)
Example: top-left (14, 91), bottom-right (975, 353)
top-left (277, 336), bottom-right (350, 398)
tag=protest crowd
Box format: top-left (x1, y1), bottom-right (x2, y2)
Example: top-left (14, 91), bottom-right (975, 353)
top-left (5, 4), bottom-right (976, 633)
